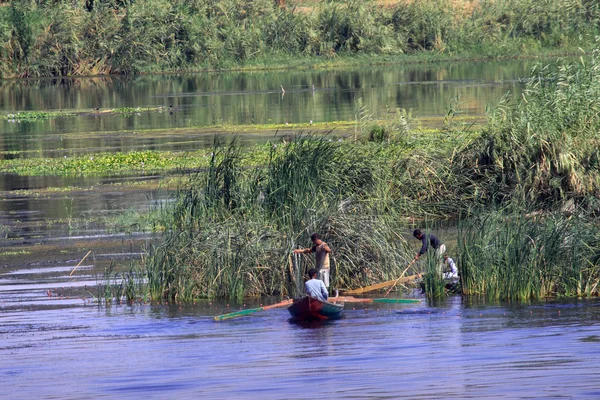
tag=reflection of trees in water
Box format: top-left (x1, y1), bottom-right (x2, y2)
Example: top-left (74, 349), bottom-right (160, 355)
top-left (0, 61), bottom-right (531, 154)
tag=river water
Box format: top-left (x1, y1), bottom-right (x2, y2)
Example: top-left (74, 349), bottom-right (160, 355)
top-left (2, 293), bottom-right (600, 399)
top-left (2, 59), bottom-right (600, 399)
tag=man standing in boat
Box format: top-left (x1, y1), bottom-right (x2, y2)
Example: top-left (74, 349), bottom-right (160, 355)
top-left (304, 268), bottom-right (328, 301)
top-left (294, 233), bottom-right (332, 289)
top-left (413, 229), bottom-right (446, 270)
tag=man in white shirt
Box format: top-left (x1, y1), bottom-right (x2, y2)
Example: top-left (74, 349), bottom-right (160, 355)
top-left (304, 268), bottom-right (328, 301)
top-left (443, 254), bottom-right (458, 280)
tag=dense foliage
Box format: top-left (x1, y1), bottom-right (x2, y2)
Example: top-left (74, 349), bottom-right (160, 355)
top-left (457, 210), bottom-right (600, 300)
top-left (1, 0), bottom-right (599, 77)
top-left (137, 136), bottom-right (418, 301)
top-left (453, 49), bottom-right (600, 211)
top-left (123, 50), bottom-right (600, 302)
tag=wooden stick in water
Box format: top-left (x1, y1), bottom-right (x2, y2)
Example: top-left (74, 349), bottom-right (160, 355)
top-left (69, 250), bottom-right (92, 277)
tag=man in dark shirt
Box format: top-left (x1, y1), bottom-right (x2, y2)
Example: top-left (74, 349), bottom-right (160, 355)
top-left (413, 229), bottom-right (446, 262)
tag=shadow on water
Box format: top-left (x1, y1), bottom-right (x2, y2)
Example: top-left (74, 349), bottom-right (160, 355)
top-left (287, 317), bottom-right (343, 329)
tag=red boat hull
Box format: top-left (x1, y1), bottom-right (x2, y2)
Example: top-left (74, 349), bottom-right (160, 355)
top-left (287, 296), bottom-right (344, 321)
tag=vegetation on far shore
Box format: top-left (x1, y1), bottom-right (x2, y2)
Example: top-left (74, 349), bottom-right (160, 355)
top-left (1, 0), bottom-right (599, 78)
top-left (99, 51), bottom-right (600, 303)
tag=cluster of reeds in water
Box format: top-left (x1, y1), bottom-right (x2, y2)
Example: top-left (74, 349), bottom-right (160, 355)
top-left (105, 47), bottom-right (600, 302)
top-left (2, 0), bottom-right (599, 77)
top-left (133, 135), bottom-right (420, 302)
top-left (446, 49), bottom-right (600, 300)
top-left (457, 210), bottom-right (600, 300)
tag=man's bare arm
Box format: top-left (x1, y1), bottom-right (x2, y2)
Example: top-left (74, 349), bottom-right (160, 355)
top-left (293, 248), bottom-right (312, 254)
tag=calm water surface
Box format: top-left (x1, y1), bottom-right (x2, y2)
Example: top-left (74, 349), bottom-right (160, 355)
top-left (0, 59), bottom-right (534, 158)
top-left (2, 292), bottom-right (600, 399)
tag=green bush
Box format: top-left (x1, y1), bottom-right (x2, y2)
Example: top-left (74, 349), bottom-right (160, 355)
top-left (2, 0), bottom-right (599, 77)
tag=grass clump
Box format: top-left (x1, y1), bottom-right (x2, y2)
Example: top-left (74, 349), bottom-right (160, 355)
top-left (457, 209), bottom-right (600, 300)
top-left (137, 136), bottom-right (418, 301)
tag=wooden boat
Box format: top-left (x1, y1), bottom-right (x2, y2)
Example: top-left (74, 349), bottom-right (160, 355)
top-left (287, 296), bottom-right (344, 321)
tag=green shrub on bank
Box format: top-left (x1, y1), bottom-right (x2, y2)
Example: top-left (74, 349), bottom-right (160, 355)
top-left (1, 0), bottom-right (599, 77)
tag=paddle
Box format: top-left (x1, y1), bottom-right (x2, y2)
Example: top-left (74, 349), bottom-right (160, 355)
top-left (330, 296), bottom-right (420, 304)
top-left (214, 299), bottom-right (293, 321)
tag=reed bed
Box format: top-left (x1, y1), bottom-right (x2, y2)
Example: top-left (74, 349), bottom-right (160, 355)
top-left (457, 210), bottom-right (600, 300)
top-left (130, 135), bottom-right (422, 301)
top-left (452, 47), bottom-right (600, 212)
top-left (1, 0), bottom-right (598, 78)
top-left (104, 51), bottom-right (600, 301)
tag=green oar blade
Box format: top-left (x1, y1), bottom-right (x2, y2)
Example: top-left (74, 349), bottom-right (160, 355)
top-left (372, 298), bottom-right (421, 304)
top-left (214, 307), bottom-right (265, 321)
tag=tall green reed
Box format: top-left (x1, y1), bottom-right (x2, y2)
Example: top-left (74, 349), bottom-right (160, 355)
top-left (457, 209), bottom-right (600, 300)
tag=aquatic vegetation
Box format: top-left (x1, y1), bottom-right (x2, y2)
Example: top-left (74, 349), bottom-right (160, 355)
top-left (0, 249), bottom-right (31, 257)
top-left (0, 0), bottom-right (598, 78)
top-left (1, 106), bottom-right (173, 122)
top-left (0, 127), bottom-right (458, 180)
top-left (131, 136), bottom-right (423, 301)
top-left (98, 261), bottom-right (149, 304)
top-left (112, 106), bottom-right (171, 115)
top-left (101, 207), bottom-right (167, 234)
top-left (0, 149), bottom-right (267, 177)
top-left (422, 251), bottom-right (447, 299)
top-left (1, 110), bottom-right (75, 121)
top-left (457, 209), bottom-right (600, 300)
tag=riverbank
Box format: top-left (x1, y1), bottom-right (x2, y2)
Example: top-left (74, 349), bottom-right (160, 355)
top-left (1, 0), bottom-right (598, 78)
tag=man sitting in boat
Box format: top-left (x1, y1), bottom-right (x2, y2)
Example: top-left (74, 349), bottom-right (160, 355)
top-left (304, 268), bottom-right (329, 302)
top-left (293, 233), bottom-right (332, 288)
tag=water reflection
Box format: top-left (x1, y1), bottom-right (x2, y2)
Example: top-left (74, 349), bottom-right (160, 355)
top-left (0, 59), bottom-right (536, 157)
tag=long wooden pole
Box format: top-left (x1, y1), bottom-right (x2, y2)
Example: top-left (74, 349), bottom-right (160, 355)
top-left (214, 299), bottom-right (293, 321)
top-left (384, 259), bottom-right (417, 297)
top-left (342, 273), bottom-right (423, 295)
top-left (330, 296), bottom-right (420, 304)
